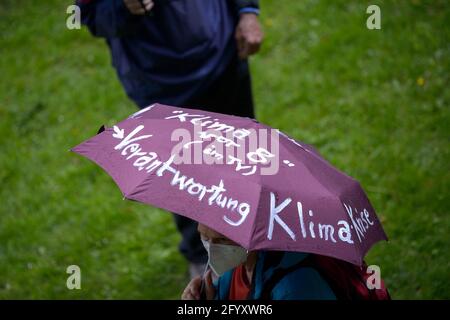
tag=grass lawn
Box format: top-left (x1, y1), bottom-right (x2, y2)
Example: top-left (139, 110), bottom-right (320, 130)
top-left (0, 0), bottom-right (449, 299)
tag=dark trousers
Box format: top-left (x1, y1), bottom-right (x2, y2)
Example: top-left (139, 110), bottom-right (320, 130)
top-left (174, 56), bottom-right (255, 263)
top-left (136, 56), bottom-right (255, 263)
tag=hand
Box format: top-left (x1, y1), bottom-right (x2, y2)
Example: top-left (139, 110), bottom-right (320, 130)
top-left (235, 13), bottom-right (263, 59)
top-left (123, 0), bottom-right (154, 15)
top-left (181, 270), bottom-right (215, 300)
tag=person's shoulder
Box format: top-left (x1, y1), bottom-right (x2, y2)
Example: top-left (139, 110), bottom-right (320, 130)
top-left (271, 266), bottom-right (336, 300)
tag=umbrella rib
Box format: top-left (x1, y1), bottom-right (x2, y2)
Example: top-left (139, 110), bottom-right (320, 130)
top-left (246, 183), bottom-right (264, 251)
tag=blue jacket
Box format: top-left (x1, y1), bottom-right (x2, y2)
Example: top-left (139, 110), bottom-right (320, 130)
top-left (77, 0), bottom-right (258, 107)
top-left (215, 251), bottom-right (336, 300)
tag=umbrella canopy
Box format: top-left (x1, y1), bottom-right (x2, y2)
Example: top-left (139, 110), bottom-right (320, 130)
top-left (71, 103), bottom-right (387, 265)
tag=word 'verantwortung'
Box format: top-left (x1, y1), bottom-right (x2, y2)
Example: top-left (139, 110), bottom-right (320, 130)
top-left (112, 125), bottom-right (251, 227)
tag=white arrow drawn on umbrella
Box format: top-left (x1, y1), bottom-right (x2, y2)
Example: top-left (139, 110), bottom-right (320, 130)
top-left (112, 125), bottom-right (124, 139)
top-left (112, 125), bottom-right (153, 151)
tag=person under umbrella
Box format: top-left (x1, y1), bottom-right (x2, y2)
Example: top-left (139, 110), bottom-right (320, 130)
top-left (182, 223), bottom-right (390, 300)
top-left (72, 104), bottom-right (391, 300)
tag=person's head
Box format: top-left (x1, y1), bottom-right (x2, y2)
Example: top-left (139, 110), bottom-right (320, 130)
top-left (198, 223), bottom-right (248, 276)
top-left (198, 223), bottom-right (238, 245)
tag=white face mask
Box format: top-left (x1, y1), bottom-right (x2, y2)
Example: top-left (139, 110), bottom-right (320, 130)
top-left (201, 239), bottom-right (248, 276)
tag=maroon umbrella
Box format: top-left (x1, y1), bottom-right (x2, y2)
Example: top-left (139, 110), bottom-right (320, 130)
top-left (71, 103), bottom-right (387, 265)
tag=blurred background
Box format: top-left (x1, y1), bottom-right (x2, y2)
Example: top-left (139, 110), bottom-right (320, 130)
top-left (0, 0), bottom-right (448, 299)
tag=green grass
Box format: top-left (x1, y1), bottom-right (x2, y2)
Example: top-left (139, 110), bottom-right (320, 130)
top-left (0, 0), bottom-right (449, 299)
